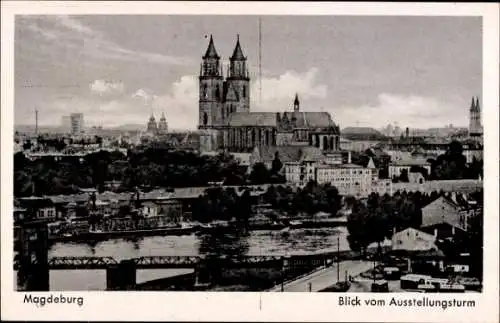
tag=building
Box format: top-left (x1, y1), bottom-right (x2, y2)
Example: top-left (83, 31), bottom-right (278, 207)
top-left (468, 96), bottom-right (482, 140)
top-left (146, 114), bottom-right (158, 134)
top-left (17, 197), bottom-right (58, 222)
top-left (315, 164), bottom-right (372, 197)
top-left (197, 35), bottom-right (341, 153)
top-left (158, 113), bottom-right (168, 134)
top-left (70, 113), bottom-right (84, 135)
top-left (421, 196), bottom-right (477, 236)
top-left (340, 127), bottom-right (387, 152)
top-left (391, 227), bottom-right (438, 252)
top-left (388, 157), bottom-right (431, 179)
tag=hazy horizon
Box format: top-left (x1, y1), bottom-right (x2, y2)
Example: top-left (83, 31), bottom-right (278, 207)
top-left (15, 15), bottom-right (482, 129)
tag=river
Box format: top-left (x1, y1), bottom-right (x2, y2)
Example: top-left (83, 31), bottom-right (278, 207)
top-left (22, 227), bottom-right (352, 290)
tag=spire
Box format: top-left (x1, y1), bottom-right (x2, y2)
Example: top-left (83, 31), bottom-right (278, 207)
top-left (203, 34), bottom-right (219, 59)
top-left (230, 34), bottom-right (246, 60)
top-left (470, 96), bottom-right (478, 111)
top-left (475, 96), bottom-right (480, 111)
top-left (294, 93), bottom-right (300, 112)
top-left (160, 112), bottom-right (166, 121)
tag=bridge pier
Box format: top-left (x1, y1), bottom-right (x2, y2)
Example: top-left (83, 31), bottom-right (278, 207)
top-left (106, 260), bottom-right (137, 291)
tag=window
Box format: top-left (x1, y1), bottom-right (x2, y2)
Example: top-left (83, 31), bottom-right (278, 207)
top-left (243, 85), bottom-right (246, 98)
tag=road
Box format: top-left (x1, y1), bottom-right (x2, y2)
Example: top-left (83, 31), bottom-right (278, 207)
top-left (268, 260), bottom-right (374, 292)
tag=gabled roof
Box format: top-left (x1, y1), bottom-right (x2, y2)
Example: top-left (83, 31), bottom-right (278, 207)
top-left (203, 35), bottom-right (220, 59)
top-left (279, 111), bottom-right (336, 130)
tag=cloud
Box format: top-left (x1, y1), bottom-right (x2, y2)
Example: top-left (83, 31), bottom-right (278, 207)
top-left (17, 15), bottom-right (193, 69)
top-left (250, 67), bottom-right (328, 111)
top-left (90, 80), bottom-right (125, 96)
top-left (335, 93), bottom-right (468, 128)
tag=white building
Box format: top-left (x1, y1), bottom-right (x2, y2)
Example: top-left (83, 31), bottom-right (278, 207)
top-left (70, 113), bottom-right (84, 135)
top-left (315, 164), bottom-right (372, 198)
top-left (391, 227), bottom-right (438, 252)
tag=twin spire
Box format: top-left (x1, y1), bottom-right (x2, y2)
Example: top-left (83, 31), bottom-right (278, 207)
top-left (470, 96), bottom-right (480, 112)
top-left (203, 34), bottom-right (246, 61)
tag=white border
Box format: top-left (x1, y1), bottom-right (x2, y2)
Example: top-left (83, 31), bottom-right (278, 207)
top-left (1, 2), bottom-right (499, 322)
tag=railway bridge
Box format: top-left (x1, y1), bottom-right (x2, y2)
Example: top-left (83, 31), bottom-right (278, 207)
top-left (15, 253), bottom-right (348, 290)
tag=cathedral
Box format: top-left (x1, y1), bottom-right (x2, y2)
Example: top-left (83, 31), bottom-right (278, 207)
top-left (198, 35), bottom-right (341, 153)
top-left (468, 96), bottom-right (482, 140)
top-left (146, 112), bottom-right (168, 135)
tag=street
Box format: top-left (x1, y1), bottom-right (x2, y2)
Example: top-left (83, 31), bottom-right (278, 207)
top-left (268, 260), bottom-right (374, 292)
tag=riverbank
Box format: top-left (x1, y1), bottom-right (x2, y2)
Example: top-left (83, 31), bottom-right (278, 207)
top-left (49, 219), bottom-right (348, 243)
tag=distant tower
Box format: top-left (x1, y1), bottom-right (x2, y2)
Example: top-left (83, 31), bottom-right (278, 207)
top-left (35, 109), bottom-right (38, 135)
top-left (225, 34), bottom-right (250, 115)
top-left (293, 93), bottom-right (300, 112)
top-left (198, 35), bottom-right (224, 129)
top-left (158, 112), bottom-right (168, 134)
top-left (147, 114), bottom-right (158, 134)
top-left (469, 96), bottom-right (482, 138)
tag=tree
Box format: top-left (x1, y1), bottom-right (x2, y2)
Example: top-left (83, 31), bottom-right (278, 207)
top-left (249, 163), bottom-right (271, 184)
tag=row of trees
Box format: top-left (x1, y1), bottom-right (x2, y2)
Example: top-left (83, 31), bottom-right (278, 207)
top-left (14, 149), bottom-right (253, 196)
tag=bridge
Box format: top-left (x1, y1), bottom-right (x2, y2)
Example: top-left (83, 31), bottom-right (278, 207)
top-left (14, 255), bottom-right (293, 270)
top-left (15, 252), bottom-right (356, 291)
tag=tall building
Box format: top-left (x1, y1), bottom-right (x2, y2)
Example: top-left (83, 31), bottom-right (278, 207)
top-left (146, 114), bottom-right (158, 134)
top-left (70, 113), bottom-right (84, 135)
top-left (198, 35), bottom-right (341, 153)
top-left (469, 96), bottom-right (482, 139)
top-left (158, 112), bottom-right (168, 134)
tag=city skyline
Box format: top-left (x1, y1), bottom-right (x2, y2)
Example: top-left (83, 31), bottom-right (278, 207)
top-left (15, 15), bottom-right (482, 129)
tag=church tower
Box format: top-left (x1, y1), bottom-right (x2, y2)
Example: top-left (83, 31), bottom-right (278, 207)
top-left (294, 93), bottom-right (300, 112)
top-left (225, 35), bottom-right (250, 116)
top-left (147, 114), bottom-right (158, 134)
top-left (469, 96), bottom-right (482, 138)
top-left (158, 112), bottom-right (168, 134)
top-left (199, 35), bottom-right (224, 129)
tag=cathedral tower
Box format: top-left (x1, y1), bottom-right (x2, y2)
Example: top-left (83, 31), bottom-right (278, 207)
top-left (199, 35), bottom-right (224, 129)
top-left (469, 96), bottom-right (482, 138)
top-left (294, 93), bottom-right (300, 112)
top-left (225, 35), bottom-right (250, 116)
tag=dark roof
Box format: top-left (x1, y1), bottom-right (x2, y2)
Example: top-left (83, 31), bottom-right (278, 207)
top-left (203, 35), bottom-right (220, 59)
top-left (230, 35), bottom-right (246, 60)
top-left (280, 111), bottom-right (336, 129)
top-left (18, 197), bottom-right (54, 208)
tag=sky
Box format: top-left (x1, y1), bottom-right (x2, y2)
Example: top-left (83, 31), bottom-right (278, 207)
top-left (14, 15), bottom-right (482, 130)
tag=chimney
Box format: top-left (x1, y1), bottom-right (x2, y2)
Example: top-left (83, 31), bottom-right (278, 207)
top-left (405, 127), bottom-right (410, 138)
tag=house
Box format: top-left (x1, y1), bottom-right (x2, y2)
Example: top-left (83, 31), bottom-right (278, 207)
top-left (250, 145), bottom-right (325, 170)
top-left (17, 197), bottom-right (58, 221)
top-left (388, 157), bottom-right (431, 179)
top-left (391, 227), bottom-right (438, 252)
top-left (420, 196), bottom-right (475, 237)
top-left (249, 145), bottom-right (324, 185)
top-left (408, 172), bottom-right (425, 184)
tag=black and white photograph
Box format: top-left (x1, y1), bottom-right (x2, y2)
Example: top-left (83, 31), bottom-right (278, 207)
top-left (2, 2), bottom-right (499, 322)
